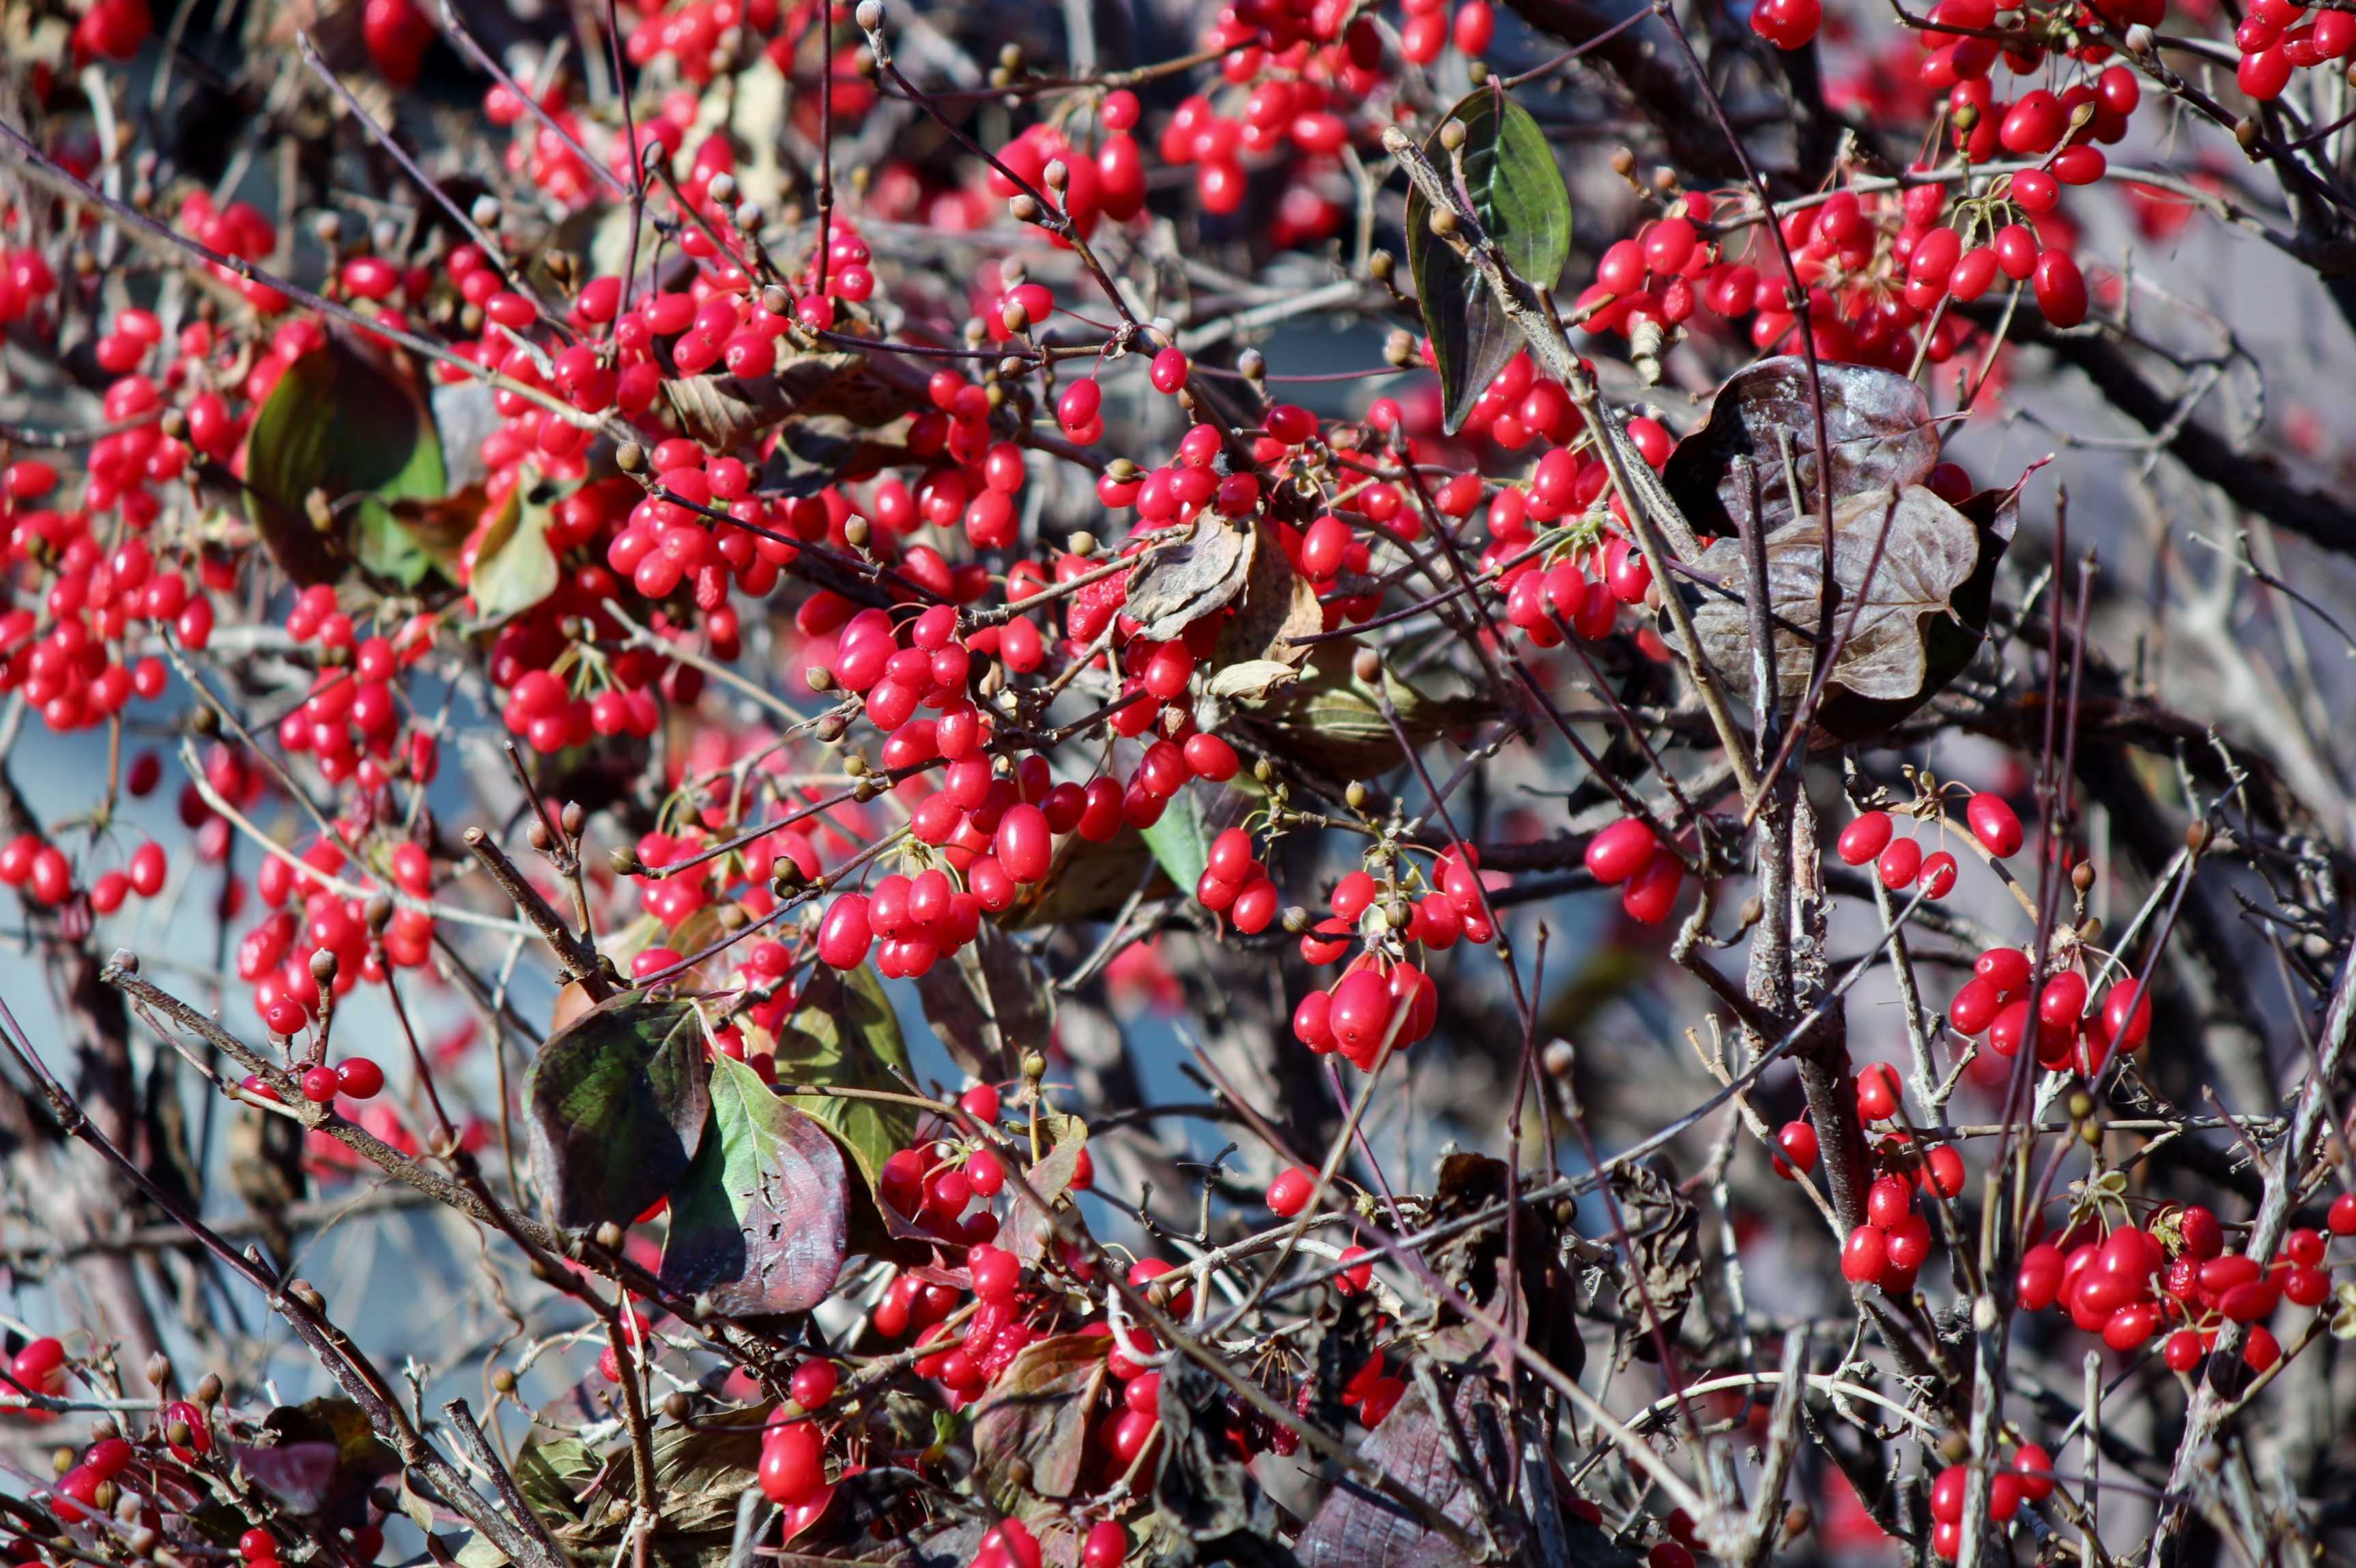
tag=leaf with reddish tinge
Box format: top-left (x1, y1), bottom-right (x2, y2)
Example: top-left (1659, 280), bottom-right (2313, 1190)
top-left (523, 993), bottom-right (710, 1230)
top-left (971, 1334), bottom-right (1110, 1506)
top-left (659, 1053), bottom-right (849, 1315)
top-left (1003, 1124), bottom-right (1089, 1263)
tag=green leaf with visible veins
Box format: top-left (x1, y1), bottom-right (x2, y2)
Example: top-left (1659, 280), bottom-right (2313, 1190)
top-left (773, 963), bottom-right (915, 1197)
top-left (659, 1054), bottom-right (848, 1315)
top-left (1405, 85), bottom-right (1572, 434)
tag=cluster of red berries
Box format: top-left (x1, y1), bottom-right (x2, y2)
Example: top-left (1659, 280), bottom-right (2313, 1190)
top-left (0, 455), bottom-right (207, 734)
top-left (238, 839), bottom-right (435, 1032)
top-left (1583, 817), bottom-right (1686, 925)
top-left (1924, 1447), bottom-right (2055, 1558)
top-left (1835, 810), bottom-right (1962, 900)
top-left (990, 101), bottom-right (1149, 236)
top-left (2012, 1202), bottom-right (2353, 1380)
top-left (1197, 828), bottom-right (1282, 933)
top-left (1839, 1174), bottom-right (1939, 1293)
top-left (1291, 953), bottom-right (1439, 1066)
top-left (1944, 940), bottom-right (2152, 1076)
top-left (872, 1086), bottom-right (1026, 1251)
top-left (756, 1358), bottom-right (842, 1541)
top-left (175, 191), bottom-right (287, 313)
top-left (2230, 0), bottom-right (2356, 98)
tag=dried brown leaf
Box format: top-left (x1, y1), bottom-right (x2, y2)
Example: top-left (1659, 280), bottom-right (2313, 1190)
top-left (1661, 356), bottom-right (1941, 539)
top-left (1669, 484), bottom-right (1983, 711)
top-left (1126, 521), bottom-right (1254, 641)
top-left (665, 349), bottom-right (917, 451)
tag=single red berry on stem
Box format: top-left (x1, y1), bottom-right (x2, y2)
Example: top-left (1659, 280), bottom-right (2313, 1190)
top-left (1266, 1167), bottom-right (1315, 1217)
top-left (1967, 792), bottom-right (2024, 857)
top-left (1775, 1119), bottom-right (1819, 1174)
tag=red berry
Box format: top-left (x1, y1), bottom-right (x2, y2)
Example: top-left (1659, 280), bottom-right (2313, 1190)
top-left (1149, 347), bottom-right (1189, 394)
top-left (1841, 1224), bottom-right (1889, 1282)
top-left (1966, 792), bottom-right (2023, 856)
top-left (1836, 811), bottom-right (1894, 865)
top-left (1620, 851), bottom-right (1684, 925)
top-left (1775, 1119), bottom-right (1819, 1174)
top-left (994, 803), bottom-right (1053, 883)
top-left (1917, 850), bottom-right (1959, 899)
top-left (1267, 1167), bottom-right (1315, 1217)
top-left (758, 1421), bottom-right (823, 1506)
top-left (335, 1058), bottom-right (385, 1099)
top-left (1327, 968), bottom-right (1396, 1060)
top-left (300, 1065), bottom-right (341, 1103)
top-left (790, 1359), bottom-right (837, 1410)
top-left (1855, 1061), bottom-right (1902, 1120)
top-left (1083, 1521), bottom-right (1130, 1568)
top-left (970, 1243), bottom-right (1021, 1301)
top-left (1583, 817), bottom-right (1656, 886)
top-left (2033, 250), bottom-right (2088, 328)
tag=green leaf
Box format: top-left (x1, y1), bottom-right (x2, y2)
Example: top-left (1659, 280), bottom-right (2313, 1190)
top-left (660, 1054), bottom-right (849, 1316)
top-left (512, 1434), bottom-right (597, 1526)
top-left (1233, 641), bottom-right (1497, 783)
top-left (242, 337), bottom-right (446, 587)
top-left (468, 486), bottom-right (562, 622)
top-left (523, 993), bottom-right (711, 1230)
top-left (1139, 786), bottom-right (1211, 894)
top-left (1405, 85), bottom-right (1572, 435)
top-left (773, 964), bottom-right (915, 1198)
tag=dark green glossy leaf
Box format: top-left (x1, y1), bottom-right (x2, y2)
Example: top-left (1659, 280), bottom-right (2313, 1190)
top-left (660, 1054), bottom-right (849, 1315)
top-left (242, 337), bottom-right (446, 587)
top-left (523, 993), bottom-right (710, 1230)
top-left (1405, 85), bottom-right (1572, 434)
top-left (773, 963), bottom-right (915, 1198)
